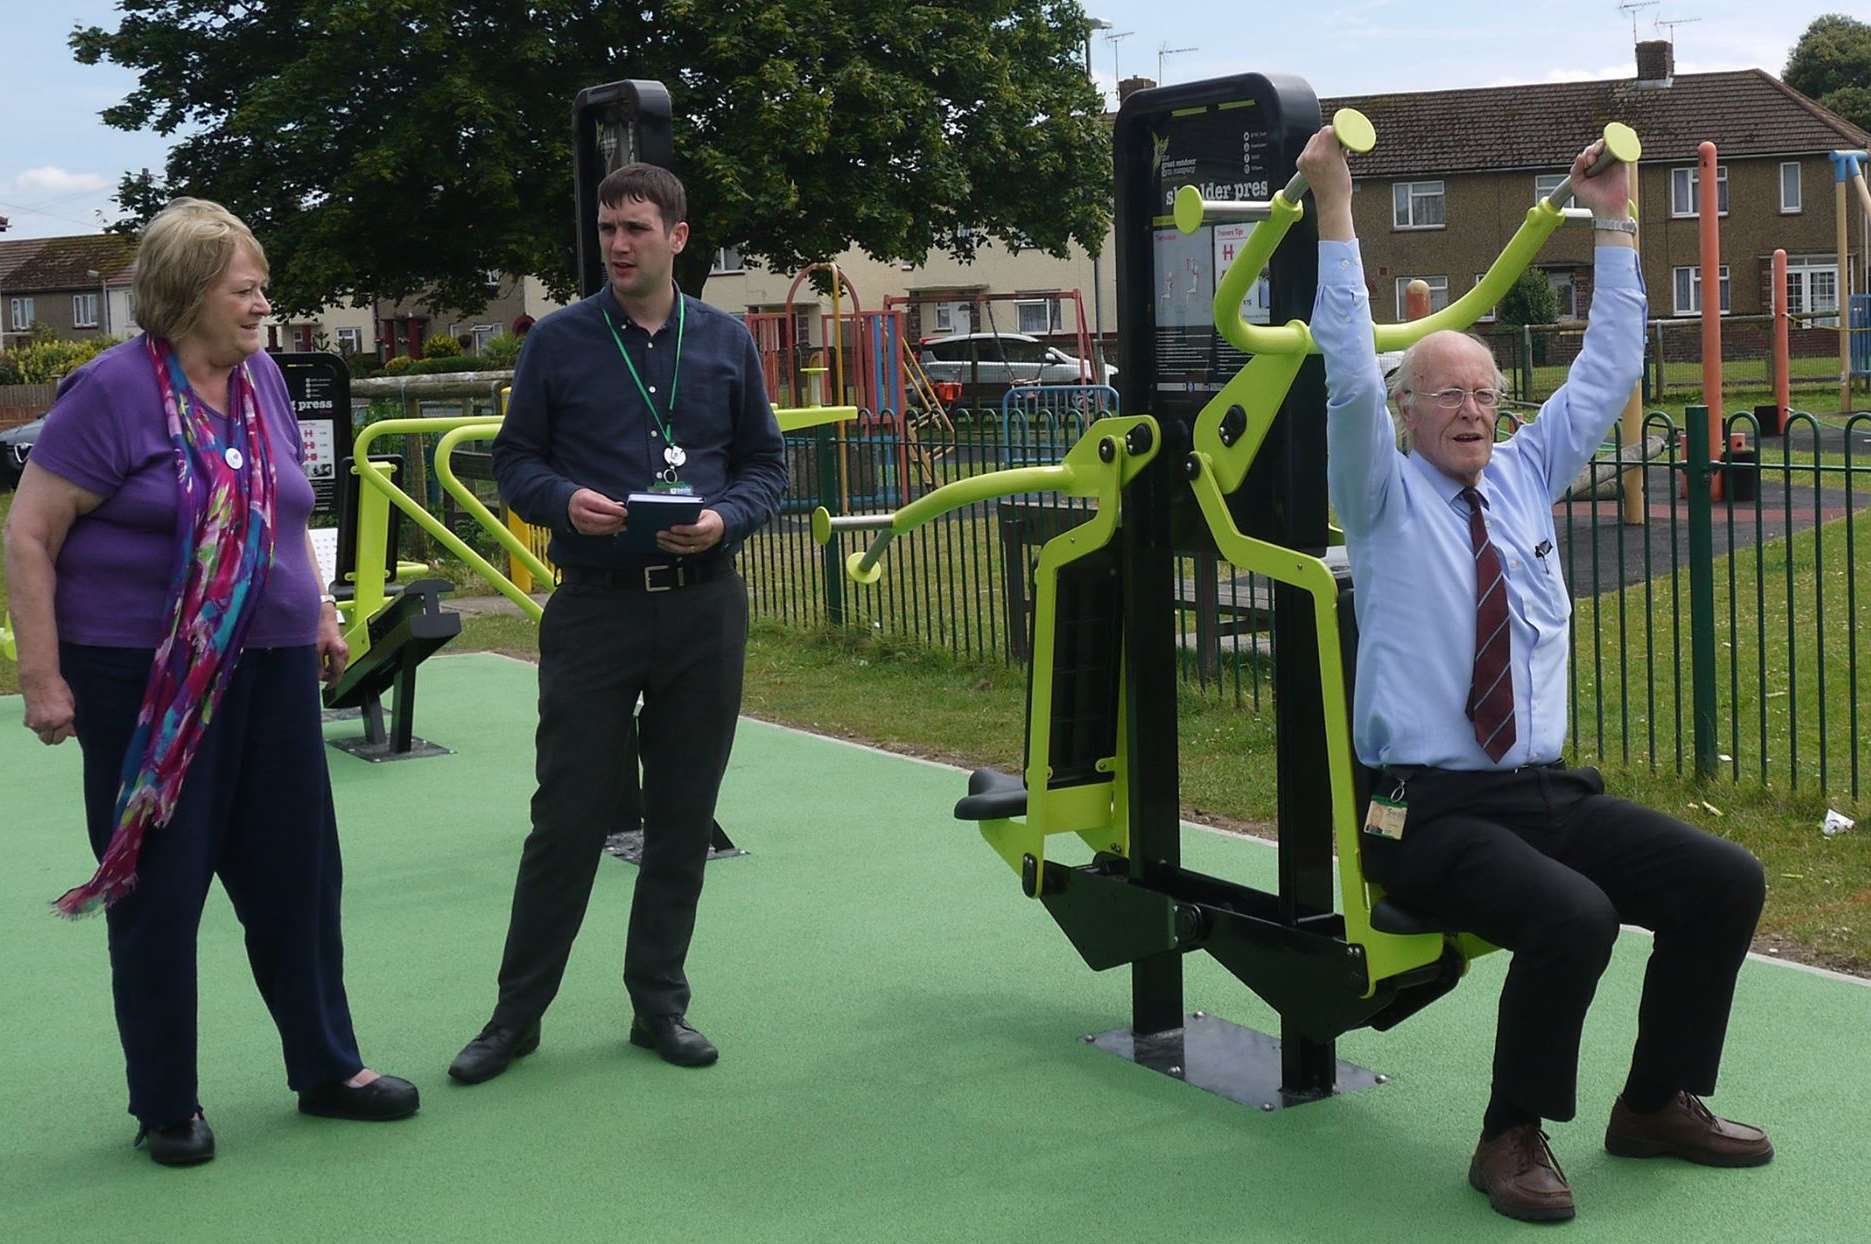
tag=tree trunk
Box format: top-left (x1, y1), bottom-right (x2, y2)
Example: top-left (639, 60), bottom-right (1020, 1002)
top-left (676, 243), bottom-right (714, 298)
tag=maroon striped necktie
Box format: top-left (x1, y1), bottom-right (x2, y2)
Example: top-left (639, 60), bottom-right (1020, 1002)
top-left (1461, 487), bottom-right (1516, 762)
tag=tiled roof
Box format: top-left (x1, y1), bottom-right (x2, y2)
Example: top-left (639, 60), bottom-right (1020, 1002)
top-left (0, 238), bottom-right (47, 284)
top-left (4, 234), bottom-right (138, 293)
top-left (1321, 70), bottom-right (1871, 177)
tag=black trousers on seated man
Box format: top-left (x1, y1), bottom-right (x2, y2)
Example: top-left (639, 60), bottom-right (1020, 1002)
top-left (1361, 763), bottom-right (1765, 1123)
top-left (490, 568), bottom-right (748, 1029)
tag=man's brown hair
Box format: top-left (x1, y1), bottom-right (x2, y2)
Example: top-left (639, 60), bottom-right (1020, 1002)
top-left (597, 164), bottom-right (686, 232)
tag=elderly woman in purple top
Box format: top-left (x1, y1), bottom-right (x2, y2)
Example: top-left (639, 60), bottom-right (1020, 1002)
top-left (2, 199), bottom-right (417, 1167)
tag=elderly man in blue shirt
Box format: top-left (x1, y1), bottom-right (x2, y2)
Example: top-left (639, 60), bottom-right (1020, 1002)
top-left (1298, 128), bottom-right (1772, 1222)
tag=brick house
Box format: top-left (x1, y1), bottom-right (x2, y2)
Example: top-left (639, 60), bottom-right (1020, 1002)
top-left (372, 274), bottom-right (568, 360)
top-left (0, 234), bottom-right (139, 346)
top-left (1321, 42), bottom-right (1870, 339)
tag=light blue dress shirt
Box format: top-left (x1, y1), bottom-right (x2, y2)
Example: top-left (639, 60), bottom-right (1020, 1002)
top-left (1316, 241), bottom-right (1646, 770)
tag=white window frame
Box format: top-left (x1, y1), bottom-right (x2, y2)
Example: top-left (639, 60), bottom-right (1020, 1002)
top-left (1779, 161), bottom-right (1802, 214)
top-left (1014, 298), bottom-right (1063, 335)
top-left (72, 292), bottom-right (99, 328)
top-left (1533, 173), bottom-right (1567, 204)
top-left (9, 296), bottom-right (36, 329)
top-left (1393, 275), bottom-right (1450, 320)
top-left (1672, 265), bottom-right (1731, 316)
top-left (1545, 269), bottom-right (1578, 321)
top-left (933, 303), bottom-right (953, 333)
top-left (482, 269), bottom-right (502, 297)
top-left (1392, 180), bottom-right (1446, 230)
top-left (334, 326), bottom-right (363, 355)
top-left (1474, 273), bottom-right (1496, 322)
top-left (1670, 165), bottom-right (1729, 217)
top-left (1784, 255), bottom-right (1839, 325)
top-left (710, 246), bottom-right (745, 274)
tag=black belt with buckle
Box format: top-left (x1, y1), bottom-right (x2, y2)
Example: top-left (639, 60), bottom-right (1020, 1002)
top-left (559, 560), bottom-right (730, 592)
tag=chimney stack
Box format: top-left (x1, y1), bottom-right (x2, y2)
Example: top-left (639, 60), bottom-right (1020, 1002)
top-left (1635, 39), bottom-right (1674, 87)
top-left (1118, 76), bottom-right (1156, 103)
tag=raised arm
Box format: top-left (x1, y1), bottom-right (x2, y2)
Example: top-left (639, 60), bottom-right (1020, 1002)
top-left (1300, 125), bottom-right (1399, 536)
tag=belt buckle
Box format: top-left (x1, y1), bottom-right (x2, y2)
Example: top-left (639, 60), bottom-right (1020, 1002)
top-left (643, 564), bottom-right (681, 592)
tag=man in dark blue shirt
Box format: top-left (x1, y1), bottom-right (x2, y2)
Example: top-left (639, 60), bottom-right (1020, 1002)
top-left (450, 164), bottom-right (785, 1083)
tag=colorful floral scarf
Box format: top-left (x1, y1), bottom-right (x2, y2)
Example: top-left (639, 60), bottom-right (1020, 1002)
top-left (53, 335), bottom-right (277, 917)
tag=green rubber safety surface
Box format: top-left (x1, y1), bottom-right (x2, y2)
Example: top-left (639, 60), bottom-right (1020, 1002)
top-left (2, 652), bottom-right (1866, 1241)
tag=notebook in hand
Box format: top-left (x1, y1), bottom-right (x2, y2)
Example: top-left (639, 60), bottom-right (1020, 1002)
top-left (617, 492), bottom-right (704, 552)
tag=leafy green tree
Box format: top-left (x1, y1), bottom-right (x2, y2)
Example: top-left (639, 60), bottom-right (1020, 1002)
top-left (1784, 14), bottom-right (1871, 133)
top-left (75, 1), bottom-right (1112, 317)
top-left (1497, 270), bottom-right (1558, 328)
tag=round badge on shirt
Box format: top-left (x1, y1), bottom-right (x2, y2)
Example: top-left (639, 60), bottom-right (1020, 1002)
top-left (224, 447), bottom-right (245, 471)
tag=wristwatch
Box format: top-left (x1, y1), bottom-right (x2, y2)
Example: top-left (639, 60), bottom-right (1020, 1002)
top-left (1592, 216), bottom-right (1638, 235)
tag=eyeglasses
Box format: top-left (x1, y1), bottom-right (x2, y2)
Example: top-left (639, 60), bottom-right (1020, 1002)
top-left (1409, 387), bottom-right (1502, 411)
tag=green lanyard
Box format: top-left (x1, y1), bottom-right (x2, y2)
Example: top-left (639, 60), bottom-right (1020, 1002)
top-left (601, 293), bottom-right (686, 449)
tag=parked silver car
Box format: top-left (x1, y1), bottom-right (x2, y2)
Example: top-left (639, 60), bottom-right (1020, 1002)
top-left (918, 332), bottom-right (1115, 389)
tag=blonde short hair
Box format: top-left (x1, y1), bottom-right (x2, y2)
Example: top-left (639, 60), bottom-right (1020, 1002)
top-left (132, 198), bottom-right (269, 342)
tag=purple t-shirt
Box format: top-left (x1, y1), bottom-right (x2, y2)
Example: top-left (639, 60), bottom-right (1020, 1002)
top-left (30, 337), bottom-right (320, 648)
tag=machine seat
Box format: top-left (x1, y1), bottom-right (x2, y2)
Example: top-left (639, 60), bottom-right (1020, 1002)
top-left (955, 768), bottom-right (1028, 821)
top-left (1369, 898), bottom-right (1461, 937)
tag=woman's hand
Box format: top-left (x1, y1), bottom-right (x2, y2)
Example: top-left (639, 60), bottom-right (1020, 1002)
top-left (316, 603), bottom-right (348, 688)
top-left (22, 673), bottom-right (77, 746)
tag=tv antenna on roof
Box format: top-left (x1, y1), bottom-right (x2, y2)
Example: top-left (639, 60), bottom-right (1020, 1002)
top-left (1618, 2), bottom-right (1659, 41)
top-left (1157, 43), bottom-right (1198, 86)
top-left (1657, 16), bottom-right (1702, 45)
top-left (1105, 29), bottom-right (1133, 87)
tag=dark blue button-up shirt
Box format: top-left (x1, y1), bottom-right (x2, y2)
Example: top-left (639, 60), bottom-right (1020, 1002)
top-left (492, 287), bottom-right (787, 570)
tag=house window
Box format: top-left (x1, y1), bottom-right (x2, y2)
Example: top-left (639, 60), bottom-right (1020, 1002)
top-left (1784, 255), bottom-right (1839, 325)
top-left (1392, 180), bottom-right (1446, 229)
top-left (1669, 165), bottom-right (1729, 217)
top-left (1533, 173), bottom-right (1567, 204)
top-left (472, 323), bottom-right (498, 353)
top-left (335, 327), bottom-right (362, 355)
top-left (72, 293), bottom-right (99, 328)
top-left (1672, 265), bottom-right (1731, 316)
top-left (1015, 298), bottom-right (1063, 334)
top-left (483, 270), bottom-right (502, 297)
top-left (1393, 275), bottom-right (1450, 319)
top-left (710, 246), bottom-right (745, 274)
top-left (293, 325), bottom-right (315, 352)
top-left (1473, 274), bottom-right (1497, 322)
top-left (1545, 270), bottom-right (1578, 320)
top-left (9, 296), bottom-right (36, 329)
top-left (1780, 162), bottom-right (1802, 214)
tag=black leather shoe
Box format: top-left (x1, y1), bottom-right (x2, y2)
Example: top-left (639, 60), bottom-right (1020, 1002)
top-left (298, 1073), bottom-right (421, 1121)
top-left (448, 1020), bottom-right (541, 1084)
top-left (135, 1115), bottom-right (215, 1167)
top-left (629, 1014), bottom-right (719, 1067)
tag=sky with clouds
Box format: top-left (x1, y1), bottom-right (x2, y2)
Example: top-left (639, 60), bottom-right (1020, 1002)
top-left (0, 0), bottom-right (1850, 241)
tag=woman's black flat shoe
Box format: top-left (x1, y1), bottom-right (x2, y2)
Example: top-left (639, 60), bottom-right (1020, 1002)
top-left (135, 1116), bottom-right (215, 1166)
top-left (297, 1073), bottom-right (420, 1121)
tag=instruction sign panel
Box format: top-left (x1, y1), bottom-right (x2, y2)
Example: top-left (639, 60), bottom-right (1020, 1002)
top-left (275, 352), bottom-right (352, 517)
top-left (1149, 99), bottom-right (1275, 418)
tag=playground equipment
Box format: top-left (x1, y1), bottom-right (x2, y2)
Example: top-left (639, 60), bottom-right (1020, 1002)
top-left (1831, 150), bottom-right (1871, 410)
top-left (814, 78), bottom-right (1641, 1108)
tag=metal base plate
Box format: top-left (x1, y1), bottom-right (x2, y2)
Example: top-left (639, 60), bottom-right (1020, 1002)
top-left (604, 828), bottom-right (748, 865)
top-left (1088, 1012), bottom-right (1387, 1112)
top-left (320, 707), bottom-right (362, 723)
top-left (327, 736), bottom-right (453, 763)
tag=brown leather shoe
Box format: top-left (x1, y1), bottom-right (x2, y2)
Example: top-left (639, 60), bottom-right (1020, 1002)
top-left (1604, 1092), bottom-right (1773, 1167)
top-left (1468, 1124), bottom-right (1576, 1222)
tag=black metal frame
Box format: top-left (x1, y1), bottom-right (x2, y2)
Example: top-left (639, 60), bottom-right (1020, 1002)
top-left (573, 79), bottom-right (675, 299)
